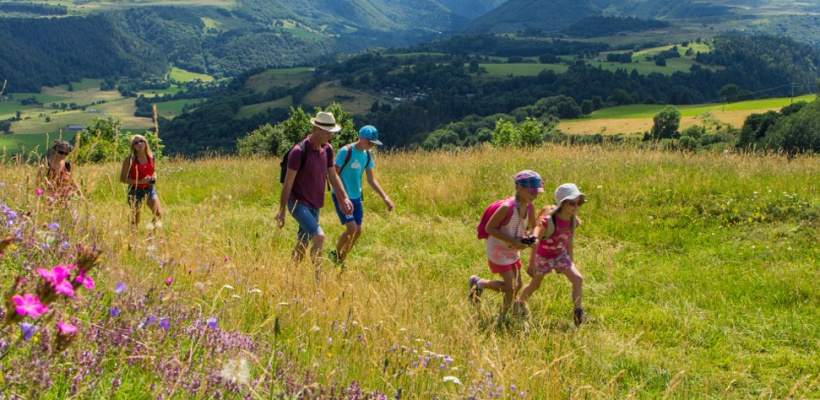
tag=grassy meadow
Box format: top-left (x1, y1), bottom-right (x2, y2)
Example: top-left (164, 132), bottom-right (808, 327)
top-left (0, 145), bottom-right (818, 398)
top-left (558, 94), bottom-right (817, 135)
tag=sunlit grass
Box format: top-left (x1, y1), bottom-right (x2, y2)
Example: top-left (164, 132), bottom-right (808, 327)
top-left (1, 145), bottom-right (818, 398)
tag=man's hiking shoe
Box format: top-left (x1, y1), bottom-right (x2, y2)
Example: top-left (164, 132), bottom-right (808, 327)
top-left (574, 308), bottom-right (595, 327)
top-left (468, 275), bottom-right (483, 305)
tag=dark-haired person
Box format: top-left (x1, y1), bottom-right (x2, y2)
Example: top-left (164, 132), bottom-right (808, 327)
top-left (38, 140), bottom-right (80, 198)
top-left (120, 134), bottom-right (162, 228)
top-left (276, 111), bottom-right (353, 271)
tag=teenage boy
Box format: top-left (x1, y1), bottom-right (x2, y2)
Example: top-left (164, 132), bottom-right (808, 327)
top-left (329, 125), bottom-right (394, 268)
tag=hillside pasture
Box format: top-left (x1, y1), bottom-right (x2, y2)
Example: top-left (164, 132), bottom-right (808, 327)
top-left (169, 67), bottom-right (214, 82)
top-left (137, 86), bottom-right (185, 97)
top-left (236, 96), bottom-right (293, 119)
top-left (478, 62), bottom-right (568, 77)
top-left (153, 98), bottom-right (205, 119)
top-left (302, 81), bottom-right (378, 115)
top-left (0, 146), bottom-right (817, 398)
top-left (244, 67), bottom-right (313, 94)
top-left (559, 94), bottom-right (816, 135)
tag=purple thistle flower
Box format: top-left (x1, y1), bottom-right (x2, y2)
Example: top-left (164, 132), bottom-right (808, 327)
top-left (47, 222), bottom-right (59, 230)
top-left (41, 243), bottom-right (50, 250)
top-left (20, 323), bottom-right (38, 340)
top-left (61, 241), bottom-right (70, 249)
top-left (206, 317), bottom-right (218, 329)
top-left (109, 308), bottom-right (121, 318)
top-left (35, 189), bottom-right (44, 196)
top-left (520, 391), bottom-right (526, 397)
top-left (114, 282), bottom-right (127, 294)
top-left (158, 317), bottom-right (170, 330)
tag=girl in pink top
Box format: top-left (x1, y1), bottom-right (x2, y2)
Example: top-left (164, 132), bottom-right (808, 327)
top-left (468, 170), bottom-right (542, 318)
top-left (519, 183), bottom-right (594, 326)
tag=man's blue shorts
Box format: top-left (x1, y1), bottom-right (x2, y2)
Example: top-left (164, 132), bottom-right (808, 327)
top-left (288, 201), bottom-right (322, 244)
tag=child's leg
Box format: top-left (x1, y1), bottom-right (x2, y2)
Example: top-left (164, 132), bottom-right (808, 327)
top-left (560, 264), bottom-right (584, 311)
top-left (518, 273), bottom-right (545, 303)
top-left (334, 222), bottom-right (361, 263)
top-left (480, 269), bottom-right (519, 314)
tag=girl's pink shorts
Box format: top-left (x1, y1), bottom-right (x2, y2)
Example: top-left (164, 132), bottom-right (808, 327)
top-left (488, 259), bottom-right (522, 274)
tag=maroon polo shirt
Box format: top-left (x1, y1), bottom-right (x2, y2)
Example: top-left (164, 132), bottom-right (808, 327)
top-left (287, 138), bottom-right (334, 209)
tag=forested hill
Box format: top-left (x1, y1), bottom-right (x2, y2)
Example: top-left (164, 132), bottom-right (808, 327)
top-left (158, 34), bottom-right (820, 156)
top-left (0, 15), bottom-right (167, 93)
top-left (0, 7), bottom-right (338, 93)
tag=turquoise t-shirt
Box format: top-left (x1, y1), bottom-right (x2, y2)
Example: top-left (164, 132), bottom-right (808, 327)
top-left (333, 145), bottom-right (374, 200)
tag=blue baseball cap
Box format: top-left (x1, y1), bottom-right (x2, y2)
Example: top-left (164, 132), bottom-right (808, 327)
top-left (358, 125), bottom-right (383, 146)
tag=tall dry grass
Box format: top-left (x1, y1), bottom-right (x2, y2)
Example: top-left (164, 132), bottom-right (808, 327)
top-left (0, 144), bottom-right (818, 398)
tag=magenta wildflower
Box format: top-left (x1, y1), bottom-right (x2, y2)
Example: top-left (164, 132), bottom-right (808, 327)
top-left (114, 282), bottom-right (127, 294)
top-left (35, 189), bottom-right (44, 196)
top-left (13, 294), bottom-right (49, 318)
top-left (55, 321), bottom-right (78, 352)
top-left (165, 277), bottom-right (173, 286)
top-left (75, 270), bottom-right (95, 290)
top-left (57, 321), bottom-right (77, 334)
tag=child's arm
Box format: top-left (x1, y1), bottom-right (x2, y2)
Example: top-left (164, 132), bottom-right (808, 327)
top-left (526, 223), bottom-right (546, 277)
top-left (485, 203), bottom-right (526, 248)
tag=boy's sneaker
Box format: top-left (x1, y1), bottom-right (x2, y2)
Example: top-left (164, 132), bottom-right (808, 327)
top-left (328, 250), bottom-right (345, 271)
top-left (468, 275), bottom-right (483, 305)
top-left (573, 308), bottom-right (595, 327)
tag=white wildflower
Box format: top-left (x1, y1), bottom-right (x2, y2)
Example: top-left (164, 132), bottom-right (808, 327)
top-left (443, 376), bottom-right (462, 385)
top-left (219, 357), bottom-right (251, 386)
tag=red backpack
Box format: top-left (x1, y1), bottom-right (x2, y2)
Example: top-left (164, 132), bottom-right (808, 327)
top-left (477, 197), bottom-right (534, 239)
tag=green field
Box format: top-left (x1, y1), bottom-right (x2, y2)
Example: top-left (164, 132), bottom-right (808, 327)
top-left (236, 96), bottom-right (293, 118)
top-left (169, 67), bottom-right (214, 82)
top-left (153, 98), bottom-right (205, 118)
top-left (0, 131), bottom-right (76, 158)
top-left (1, 146), bottom-right (818, 398)
top-left (588, 94), bottom-right (817, 119)
top-left (244, 67), bottom-right (313, 93)
top-left (479, 63), bottom-right (569, 77)
top-left (58, 78), bottom-right (103, 91)
top-left (137, 86), bottom-right (185, 97)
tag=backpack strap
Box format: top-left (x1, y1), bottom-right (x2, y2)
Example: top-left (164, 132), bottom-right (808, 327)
top-left (298, 140), bottom-right (307, 171)
top-left (543, 214), bottom-right (577, 239)
top-left (339, 144), bottom-right (354, 174)
top-left (498, 197), bottom-right (516, 227)
top-left (365, 150), bottom-right (372, 169)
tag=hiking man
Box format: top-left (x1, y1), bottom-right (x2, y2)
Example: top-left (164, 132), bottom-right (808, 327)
top-left (276, 111), bottom-right (353, 268)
